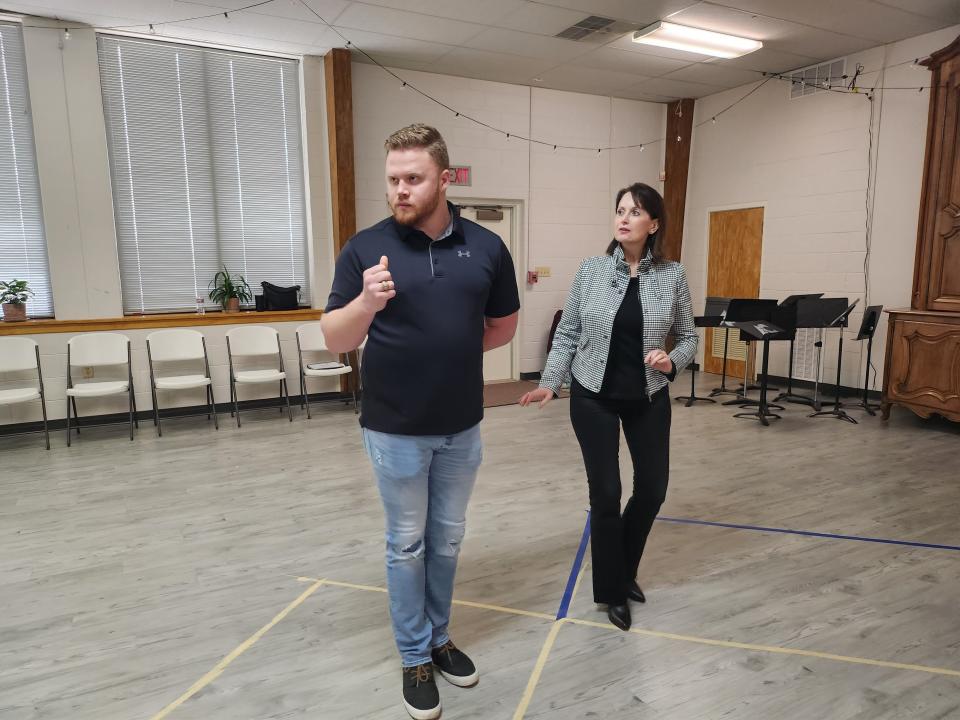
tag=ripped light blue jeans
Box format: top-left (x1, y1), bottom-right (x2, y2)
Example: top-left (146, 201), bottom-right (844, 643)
top-left (362, 424), bottom-right (482, 667)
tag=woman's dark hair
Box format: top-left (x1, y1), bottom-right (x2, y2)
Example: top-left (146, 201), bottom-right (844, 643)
top-left (606, 183), bottom-right (666, 262)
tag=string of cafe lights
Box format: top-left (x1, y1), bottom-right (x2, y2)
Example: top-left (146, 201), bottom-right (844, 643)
top-left (12, 0), bottom-right (944, 153)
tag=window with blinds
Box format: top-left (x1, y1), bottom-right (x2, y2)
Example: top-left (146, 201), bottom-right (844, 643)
top-left (97, 36), bottom-right (309, 314)
top-left (0, 23), bottom-right (53, 318)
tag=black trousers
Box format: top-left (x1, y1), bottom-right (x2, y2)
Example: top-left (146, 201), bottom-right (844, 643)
top-left (570, 385), bottom-right (671, 605)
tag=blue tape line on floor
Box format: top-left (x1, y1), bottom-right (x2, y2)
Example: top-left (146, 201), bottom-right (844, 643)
top-left (657, 516), bottom-right (960, 551)
top-left (556, 511), bottom-right (591, 620)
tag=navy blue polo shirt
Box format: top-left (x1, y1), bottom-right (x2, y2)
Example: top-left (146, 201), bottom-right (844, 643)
top-left (325, 203), bottom-right (520, 436)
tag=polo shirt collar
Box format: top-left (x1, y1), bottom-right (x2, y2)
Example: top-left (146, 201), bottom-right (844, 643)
top-left (393, 201), bottom-right (464, 243)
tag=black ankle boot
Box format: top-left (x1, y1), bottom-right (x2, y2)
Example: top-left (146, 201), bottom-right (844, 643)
top-left (607, 603), bottom-right (631, 631)
top-left (627, 581), bottom-right (646, 603)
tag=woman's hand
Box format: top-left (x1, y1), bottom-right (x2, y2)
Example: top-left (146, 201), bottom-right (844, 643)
top-left (644, 349), bottom-right (673, 374)
top-left (519, 387), bottom-right (554, 408)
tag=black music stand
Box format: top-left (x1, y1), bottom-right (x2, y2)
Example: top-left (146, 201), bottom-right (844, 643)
top-left (677, 300), bottom-right (725, 407)
top-left (703, 297), bottom-right (739, 398)
top-left (718, 299), bottom-right (779, 407)
top-left (732, 319), bottom-right (791, 426)
top-left (851, 304), bottom-right (883, 416)
top-left (794, 297), bottom-right (851, 411)
top-left (810, 300), bottom-right (859, 424)
top-left (773, 293), bottom-right (823, 407)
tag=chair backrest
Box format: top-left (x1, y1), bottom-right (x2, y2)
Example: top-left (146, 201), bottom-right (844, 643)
top-left (226, 325), bottom-right (280, 357)
top-left (68, 333), bottom-right (130, 366)
top-left (0, 337), bottom-right (39, 372)
top-left (296, 322), bottom-right (328, 353)
top-left (147, 329), bottom-right (206, 363)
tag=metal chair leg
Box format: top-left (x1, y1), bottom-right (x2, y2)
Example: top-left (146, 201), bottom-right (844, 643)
top-left (41, 393), bottom-right (50, 450)
top-left (302, 370), bottom-right (312, 419)
top-left (232, 379), bottom-right (241, 428)
top-left (152, 385), bottom-right (162, 437)
top-left (283, 378), bottom-right (293, 421)
top-left (65, 395), bottom-right (72, 447)
top-left (72, 397), bottom-right (81, 433)
top-left (131, 390), bottom-right (139, 429)
top-left (208, 386), bottom-right (219, 430)
top-left (128, 387), bottom-right (135, 441)
top-left (279, 380), bottom-right (284, 413)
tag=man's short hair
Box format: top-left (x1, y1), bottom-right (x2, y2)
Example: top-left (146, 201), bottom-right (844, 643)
top-left (384, 123), bottom-right (449, 171)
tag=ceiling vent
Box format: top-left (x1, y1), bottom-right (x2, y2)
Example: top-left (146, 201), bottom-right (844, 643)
top-left (789, 58), bottom-right (846, 98)
top-left (555, 15), bottom-right (637, 43)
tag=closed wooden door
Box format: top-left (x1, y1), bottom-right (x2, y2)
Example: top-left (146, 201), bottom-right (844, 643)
top-left (704, 208), bottom-right (764, 379)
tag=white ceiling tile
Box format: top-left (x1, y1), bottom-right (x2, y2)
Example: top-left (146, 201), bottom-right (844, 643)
top-left (429, 47), bottom-right (556, 85)
top-left (175, 0), bottom-right (350, 19)
top-left (870, 0), bottom-right (960, 23)
top-left (666, 3), bottom-right (795, 42)
top-left (532, 65), bottom-right (652, 95)
top-left (340, 29), bottom-right (455, 65)
top-left (355, 0), bottom-right (523, 26)
top-left (463, 27), bottom-right (596, 63)
top-left (524, 0), bottom-right (695, 25)
top-left (662, 61), bottom-right (764, 88)
top-left (333, 2), bottom-right (484, 46)
top-left (614, 86), bottom-right (675, 102)
top-left (766, 29), bottom-right (877, 61)
top-left (183, 12), bottom-right (339, 47)
top-left (575, 46), bottom-right (694, 76)
top-left (709, 0), bottom-right (950, 43)
top-left (491, 3), bottom-right (594, 36)
top-left (629, 75), bottom-right (727, 99)
top-left (227, 0), bottom-right (351, 25)
top-left (720, 46), bottom-right (819, 73)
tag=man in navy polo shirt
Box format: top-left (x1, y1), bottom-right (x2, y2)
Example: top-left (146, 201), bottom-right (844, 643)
top-left (322, 124), bottom-right (519, 720)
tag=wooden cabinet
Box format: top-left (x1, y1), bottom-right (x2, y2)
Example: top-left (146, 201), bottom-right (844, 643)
top-left (882, 35), bottom-right (960, 422)
top-left (883, 310), bottom-right (960, 421)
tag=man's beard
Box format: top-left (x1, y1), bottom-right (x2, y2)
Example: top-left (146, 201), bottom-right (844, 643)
top-left (389, 188), bottom-right (441, 227)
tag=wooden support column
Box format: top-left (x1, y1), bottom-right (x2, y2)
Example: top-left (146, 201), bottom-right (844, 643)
top-left (323, 48), bottom-right (359, 393)
top-left (324, 47), bottom-right (356, 256)
top-left (662, 98), bottom-right (694, 262)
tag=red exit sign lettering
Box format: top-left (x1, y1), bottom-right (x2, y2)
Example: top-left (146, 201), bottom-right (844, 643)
top-left (449, 165), bottom-right (472, 186)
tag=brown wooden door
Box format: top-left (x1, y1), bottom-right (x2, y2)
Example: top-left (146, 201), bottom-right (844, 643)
top-left (704, 208), bottom-right (764, 380)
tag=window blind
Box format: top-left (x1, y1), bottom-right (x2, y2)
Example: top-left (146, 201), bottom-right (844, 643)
top-left (97, 35), bottom-right (309, 314)
top-left (0, 23), bottom-right (53, 318)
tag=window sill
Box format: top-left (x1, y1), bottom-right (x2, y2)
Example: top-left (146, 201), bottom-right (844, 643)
top-left (0, 308), bottom-right (323, 336)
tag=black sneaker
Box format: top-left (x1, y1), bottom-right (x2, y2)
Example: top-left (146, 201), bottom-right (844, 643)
top-left (431, 640), bottom-right (479, 687)
top-left (402, 662), bottom-right (441, 720)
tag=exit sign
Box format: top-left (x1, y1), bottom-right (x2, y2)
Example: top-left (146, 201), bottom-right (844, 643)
top-left (449, 165), bottom-right (472, 186)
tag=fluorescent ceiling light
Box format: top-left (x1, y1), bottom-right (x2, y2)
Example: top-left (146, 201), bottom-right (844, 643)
top-left (632, 21), bottom-right (762, 59)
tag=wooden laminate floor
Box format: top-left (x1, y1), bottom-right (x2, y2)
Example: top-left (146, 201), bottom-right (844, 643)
top-left (1, 377), bottom-right (958, 719)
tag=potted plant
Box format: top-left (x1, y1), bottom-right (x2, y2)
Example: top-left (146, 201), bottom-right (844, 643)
top-left (208, 266), bottom-right (252, 313)
top-left (0, 279), bottom-right (34, 322)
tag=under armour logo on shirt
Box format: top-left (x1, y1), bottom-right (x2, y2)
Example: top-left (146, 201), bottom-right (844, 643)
top-left (458, 250), bottom-right (471, 258)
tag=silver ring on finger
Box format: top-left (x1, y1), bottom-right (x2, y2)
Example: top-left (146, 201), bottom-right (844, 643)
top-left (380, 280), bottom-right (388, 292)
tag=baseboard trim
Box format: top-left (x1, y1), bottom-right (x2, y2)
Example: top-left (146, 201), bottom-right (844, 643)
top-left (0, 391), bottom-right (356, 437)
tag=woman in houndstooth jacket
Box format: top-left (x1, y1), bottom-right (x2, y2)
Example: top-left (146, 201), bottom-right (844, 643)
top-left (520, 182), bottom-right (697, 632)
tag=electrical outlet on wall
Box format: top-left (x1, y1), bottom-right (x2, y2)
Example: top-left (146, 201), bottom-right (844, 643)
top-left (82, 366), bottom-right (94, 379)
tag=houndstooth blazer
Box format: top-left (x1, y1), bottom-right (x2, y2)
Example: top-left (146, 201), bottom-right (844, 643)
top-left (540, 244), bottom-right (698, 397)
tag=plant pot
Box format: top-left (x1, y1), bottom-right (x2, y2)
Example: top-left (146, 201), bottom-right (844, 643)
top-left (2, 302), bottom-right (26, 322)
top-left (224, 298), bottom-right (241, 313)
